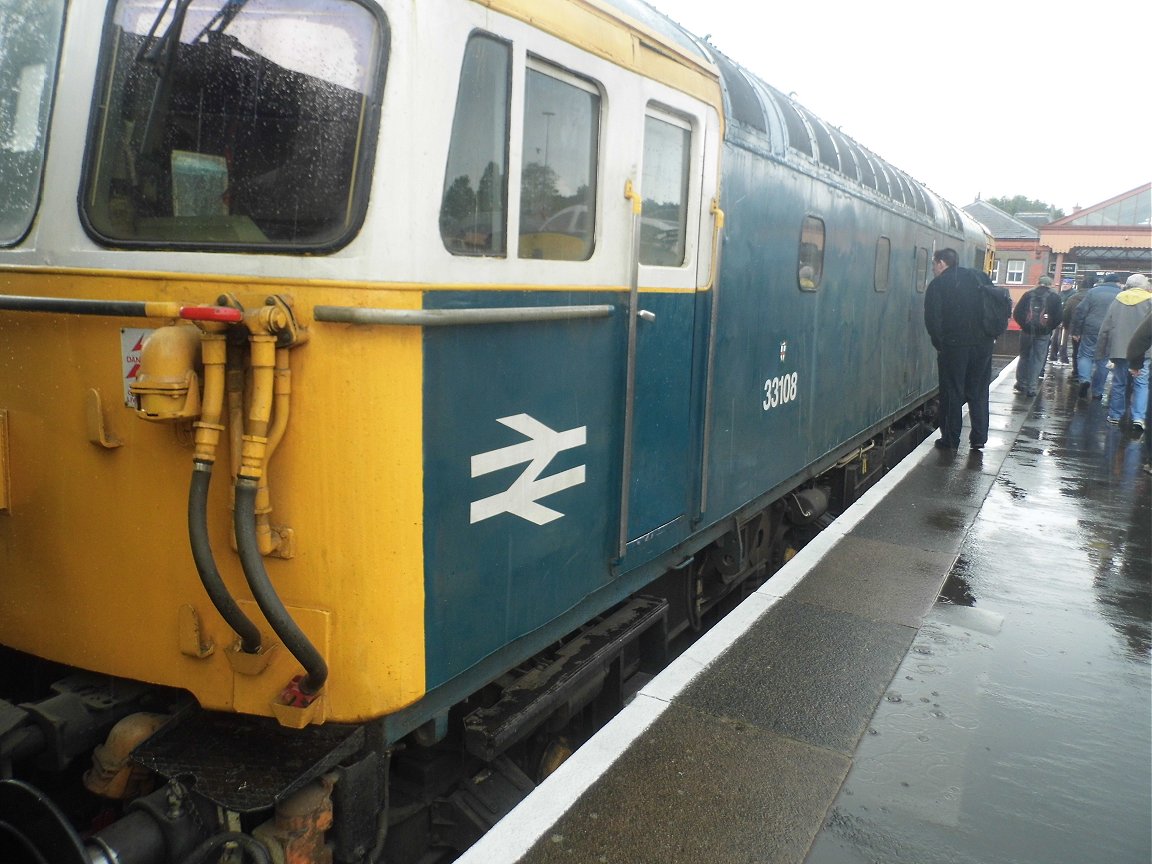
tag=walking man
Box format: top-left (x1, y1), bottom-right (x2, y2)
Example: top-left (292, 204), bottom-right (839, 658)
top-left (1071, 272), bottom-right (1126, 400)
top-left (1095, 274), bottom-right (1151, 431)
top-left (1013, 276), bottom-right (1062, 397)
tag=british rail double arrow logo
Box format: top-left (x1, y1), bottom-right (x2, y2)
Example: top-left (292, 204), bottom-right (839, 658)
top-left (469, 414), bottom-right (587, 526)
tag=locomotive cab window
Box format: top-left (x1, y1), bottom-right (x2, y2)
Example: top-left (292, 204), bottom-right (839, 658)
top-left (82, 0), bottom-right (387, 250)
top-left (518, 61), bottom-right (600, 262)
top-left (798, 215), bottom-right (824, 291)
top-left (639, 110), bottom-right (690, 267)
top-left (874, 236), bottom-right (891, 292)
top-left (440, 33), bottom-right (511, 256)
top-left (0, 0), bottom-right (65, 246)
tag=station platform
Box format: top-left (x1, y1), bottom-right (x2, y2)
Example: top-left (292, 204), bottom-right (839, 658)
top-left (458, 361), bottom-right (1152, 864)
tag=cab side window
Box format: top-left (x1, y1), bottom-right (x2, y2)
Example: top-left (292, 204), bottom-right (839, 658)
top-left (518, 62), bottom-right (600, 262)
top-left (440, 34), bottom-right (511, 256)
top-left (0, 0), bottom-right (66, 246)
top-left (639, 111), bottom-right (690, 267)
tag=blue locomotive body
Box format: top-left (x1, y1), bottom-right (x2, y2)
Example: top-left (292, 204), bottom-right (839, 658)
top-left (412, 19), bottom-right (985, 722)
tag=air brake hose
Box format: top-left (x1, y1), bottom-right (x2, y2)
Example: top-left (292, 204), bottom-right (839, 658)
top-left (188, 461), bottom-right (262, 654)
top-left (234, 478), bottom-right (328, 694)
top-left (186, 329), bottom-right (262, 654)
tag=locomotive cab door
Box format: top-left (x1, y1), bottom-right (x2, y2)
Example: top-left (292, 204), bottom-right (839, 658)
top-left (618, 102), bottom-right (719, 568)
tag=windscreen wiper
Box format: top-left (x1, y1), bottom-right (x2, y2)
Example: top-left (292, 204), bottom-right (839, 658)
top-left (135, 0), bottom-right (193, 159)
top-left (191, 0), bottom-right (253, 43)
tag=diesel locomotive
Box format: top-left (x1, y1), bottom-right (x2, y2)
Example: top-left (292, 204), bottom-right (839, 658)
top-left (0, 0), bottom-right (991, 861)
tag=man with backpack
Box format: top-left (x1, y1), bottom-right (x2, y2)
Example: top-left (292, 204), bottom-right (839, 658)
top-left (1013, 276), bottom-right (1063, 397)
top-left (925, 248), bottom-right (1007, 451)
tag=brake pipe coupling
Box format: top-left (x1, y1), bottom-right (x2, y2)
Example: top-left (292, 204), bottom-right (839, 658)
top-left (232, 299), bottom-right (327, 704)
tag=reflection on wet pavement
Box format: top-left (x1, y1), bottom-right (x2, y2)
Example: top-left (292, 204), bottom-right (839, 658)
top-left (807, 366), bottom-right (1152, 864)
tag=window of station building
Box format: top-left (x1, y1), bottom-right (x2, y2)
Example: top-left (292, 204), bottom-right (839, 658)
top-left (1006, 260), bottom-right (1025, 284)
top-left (441, 34), bottom-right (511, 257)
top-left (639, 111), bottom-right (690, 267)
top-left (0, 0), bottom-right (66, 246)
top-left (82, 0), bottom-right (386, 250)
top-left (874, 236), bottom-right (891, 292)
top-left (798, 216), bottom-right (824, 291)
top-left (990, 259), bottom-right (1001, 282)
top-left (518, 62), bottom-right (600, 261)
top-left (914, 246), bottom-right (929, 293)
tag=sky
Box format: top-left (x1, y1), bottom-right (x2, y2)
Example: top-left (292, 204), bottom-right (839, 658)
top-left (646, 0), bottom-right (1151, 216)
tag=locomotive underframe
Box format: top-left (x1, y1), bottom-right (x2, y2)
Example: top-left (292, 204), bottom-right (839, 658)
top-left (0, 398), bottom-right (934, 863)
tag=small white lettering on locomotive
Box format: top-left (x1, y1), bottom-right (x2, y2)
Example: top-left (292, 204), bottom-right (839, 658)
top-left (470, 414), bottom-right (587, 525)
top-left (762, 372), bottom-right (799, 411)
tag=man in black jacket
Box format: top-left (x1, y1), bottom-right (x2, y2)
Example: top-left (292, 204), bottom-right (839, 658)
top-left (924, 248), bottom-right (993, 451)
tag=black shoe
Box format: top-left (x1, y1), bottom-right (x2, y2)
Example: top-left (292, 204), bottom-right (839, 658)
top-left (1078, 382), bottom-right (1089, 399)
top-left (970, 441), bottom-right (985, 450)
top-left (934, 439), bottom-right (956, 450)
top-left (1027, 390), bottom-right (1037, 397)
top-left (1014, 383), bottom-right (1026, 392)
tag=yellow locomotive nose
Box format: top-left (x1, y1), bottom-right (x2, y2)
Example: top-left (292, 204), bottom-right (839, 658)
top-left (129, 324), bottom-right (202, 421)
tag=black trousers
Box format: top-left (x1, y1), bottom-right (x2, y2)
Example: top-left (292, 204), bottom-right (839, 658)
top-left (936, 342), bottom-right (993, 447)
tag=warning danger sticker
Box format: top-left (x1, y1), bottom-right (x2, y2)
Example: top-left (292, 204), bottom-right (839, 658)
top-left (120, 328), bottom-right (152, 406)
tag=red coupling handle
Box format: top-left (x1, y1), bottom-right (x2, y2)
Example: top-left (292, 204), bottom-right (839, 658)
top-left (179, 305), bottom-right (244, 323)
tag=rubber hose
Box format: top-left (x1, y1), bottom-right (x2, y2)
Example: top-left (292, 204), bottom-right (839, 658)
top-left (188, 462), bottom-right (262, 653)
top-left (234, 479), bottom-right (327, 694)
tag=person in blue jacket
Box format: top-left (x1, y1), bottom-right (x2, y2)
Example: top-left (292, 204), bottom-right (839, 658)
top-left (1070, 272), bottom-right (1125, 400)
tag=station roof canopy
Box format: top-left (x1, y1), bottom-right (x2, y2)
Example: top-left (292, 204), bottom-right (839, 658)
top-left (1042, 183), bottom-right (1152, 255)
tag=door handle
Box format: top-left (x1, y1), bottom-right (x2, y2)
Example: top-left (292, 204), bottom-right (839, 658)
top-left (638, 310), bottom-right (656, 322)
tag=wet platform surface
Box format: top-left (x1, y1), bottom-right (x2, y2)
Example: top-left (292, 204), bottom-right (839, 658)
top-left (460, 362), bottom-right (1151, 864)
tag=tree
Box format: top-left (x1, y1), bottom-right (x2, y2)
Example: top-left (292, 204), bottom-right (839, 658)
top-left (441, 175), bottom-right (476, 224)
top-left (519, 162), bottom-right (560, 224)
top-left (986, 195), bottom-right (1065, 220)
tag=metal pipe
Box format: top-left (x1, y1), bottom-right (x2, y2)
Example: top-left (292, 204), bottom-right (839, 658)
top-left (313, 304), bottom-right (613, 327)
top-left (617, 180), bottom-right (644, 557)
top-left (699, 200), bottom-right (726, 514)
top-left (255, 348), bottom-right (291, 556)
top-left (0, 295), bottom-right (241, 321)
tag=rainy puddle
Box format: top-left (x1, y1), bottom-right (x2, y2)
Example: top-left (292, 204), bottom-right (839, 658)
top-left (806, 400), bottom-right (1152, 864)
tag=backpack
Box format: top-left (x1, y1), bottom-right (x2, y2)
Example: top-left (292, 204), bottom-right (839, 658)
top-left (977, 274), bottom-right (1012, 339)
top-left (1022, 290), bottom-right (1050, 333)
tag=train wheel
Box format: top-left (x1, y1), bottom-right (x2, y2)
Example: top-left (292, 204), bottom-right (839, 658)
top-left (536, 736), bottom-right (574, 781)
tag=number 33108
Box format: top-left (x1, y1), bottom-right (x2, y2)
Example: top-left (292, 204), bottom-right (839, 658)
top-left (763, 372), bottom-right (799, 410)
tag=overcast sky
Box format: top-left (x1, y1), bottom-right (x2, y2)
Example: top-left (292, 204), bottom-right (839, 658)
top-left (646, 0), bottom-right (1150, 216)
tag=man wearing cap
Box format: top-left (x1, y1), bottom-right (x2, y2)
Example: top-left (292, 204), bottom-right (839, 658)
top-left (1012, 276), bottom-right (1063, 397)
